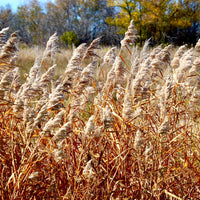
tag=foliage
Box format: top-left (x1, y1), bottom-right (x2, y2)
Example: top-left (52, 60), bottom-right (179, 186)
top-left (106, 0), bottom-right (200, 45)
top-left (60, 31), bottom-right (79, 47)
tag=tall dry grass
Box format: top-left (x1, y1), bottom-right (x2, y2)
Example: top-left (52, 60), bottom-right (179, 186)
top-left (17, 46), bottom-right (72, 81)
top-left (0, 22), bottom-right (200, 199)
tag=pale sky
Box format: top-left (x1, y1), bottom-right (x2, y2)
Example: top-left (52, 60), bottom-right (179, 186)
top-left (0, 0), bottom-right (54, 12)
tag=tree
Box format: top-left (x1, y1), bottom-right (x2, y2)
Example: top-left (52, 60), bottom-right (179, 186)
top-left (15, 0), bottom-right (46, 45)
top-left (0, 5), bottom-right (14, 30)
top-left (106, 0), bottom-right (200, 45)
top-left (140, 0), bottom-right (172, 42)
top-left (45, 1), bottom-right (66, 37)
top-left (60, 31), bottom-right (79, 47)
top-left (167, 0), bottom-right (200, 45)
top-left (106, 0), bottom-right (139, 34)
top-left (52, 0), bottom-right (118, 44)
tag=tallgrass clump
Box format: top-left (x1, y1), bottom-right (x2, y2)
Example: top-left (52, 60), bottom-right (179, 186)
top-left (0, 23), bottom-right (200, 200)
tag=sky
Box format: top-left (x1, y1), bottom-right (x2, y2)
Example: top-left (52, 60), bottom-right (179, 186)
top-left (0, 0), bottom-right (54, 13)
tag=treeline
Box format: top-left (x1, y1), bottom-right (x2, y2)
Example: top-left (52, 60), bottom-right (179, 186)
top-left (0, 0), bottom-right (199, 47)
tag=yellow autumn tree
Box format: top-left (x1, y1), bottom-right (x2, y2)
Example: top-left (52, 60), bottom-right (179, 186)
top-left (140, 0), bottom-right (172, 41)
top-left (106, 0), bottom-right (142, 34)
top-left (106, 0), bottom-right (200, 44)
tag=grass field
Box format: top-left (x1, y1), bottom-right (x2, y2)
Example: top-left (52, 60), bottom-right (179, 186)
top-left (0, 22), bottom-right (200, 199)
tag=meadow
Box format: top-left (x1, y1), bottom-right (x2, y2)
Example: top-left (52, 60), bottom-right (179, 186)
top-left (0, 21), bottom-right (200, 199)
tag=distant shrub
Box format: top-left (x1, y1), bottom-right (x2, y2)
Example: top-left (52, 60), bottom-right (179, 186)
top-left (60, 31), bottom-right (79, 47)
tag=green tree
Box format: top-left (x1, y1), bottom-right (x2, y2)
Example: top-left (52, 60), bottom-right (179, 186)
top-left (60, 31), bottom-right (79, 47)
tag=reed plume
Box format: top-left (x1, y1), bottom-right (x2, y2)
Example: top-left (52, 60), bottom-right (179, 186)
top-left (195, 38), bottom-right (200, 52)
top-left (0, 31), bottom-right (18, 64)
top-left (84, 115), bottom-right (95, 136)
top-left (158, 116), bottom-right (170, 134)
top-left (175, 48), bottom-right (193, 83)
top-left (53, 121), bottom-right (71, 142)
top-left (47, 83), bottom-right (64, 110)
top-left (62, 44), bottom-right (87, 92)
top-left (0, 70), bottom-right (13, 101)
top-left (114, 56), bottom-right (127, 86)
top-left (40, 64), bottom-right (56, 86)
top-left (103, 47), bottom-right (117, 66)
top-left (82, 37), bottom-right (101, 61)
top-left (43, 32), bottom-right (60, 61)
top-left (66, 43), bottom-right (87, 69)
top-left (134, 129), bottom-right (143, 150)
top-left (122, 77), bottom-right (133, 120)
top-left (0, 27), bottom-right (9, 48)
top-left (121, 20), bottom-right (138, 47)
top-left (171, 45), bottom-right (186, 69)
top-left (83, 160), bottom-right (94, 178)
top-left (41, 110), bottom-right (65, 135)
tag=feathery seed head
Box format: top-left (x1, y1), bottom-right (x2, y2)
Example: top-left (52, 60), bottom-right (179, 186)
top-left (42, 110), bottom-right (65, 134)
top-left (83, 160), bottom-right (94, 178)
top-left (12, 67), bottom-right (20, 90)
top-left (40, 64), bottom-right (56, 84)
top-left (103, 47), bottom-right (117, 66)
top-left (0, 31), bottom-right (19, 62)
top-left (47, 84), bottom-right (64, 110)
top-left (122, 88), bottom-right (133, 120)
top-left (150, 45), bottom-right (162, 60)
top-left (157, 44), bottom-right (172, 63)
top-left (28, 57), bottom-right (41, 82)
top-left (84, 115), bottom-right (95, 136)
top-left (33, 104), bottom-right (47, 128)
top-left (53, 147), bottom-right (65, 162)
top-left (43, 32), bottom-right (60, 59)
top-left (66, 43), bottom-right (87, 69)
top-left (53, 121), bottom-right (71, 142)
top-left (195, 38), bottom-right (200, 52)
top-left (158, 116), bottom-right (169, 134)
top-left (175, 48), bottom-right (193, 82)
top-left (82, 37), bottom-right (101, 60)
top-left (114, 56), bottom-right (126, 85)
top-left (171, 45), bottom-right (186, 69)
top-left (189, 57), bottom-right (200, 76)
top-left (0, 27), bottom-right (9, 48)
top-left (103, 105), bottom-right (113, 129)
top-left (144, 143), bottom-right (152, 159)
top-left (121, 20), bottom-right (138, 47)
top-left (134, 129), bottom-right (143, 150)
top-left (162, 76), bottom-right (173, 100)
top-left (82, 60), bottom-right (97, 78)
